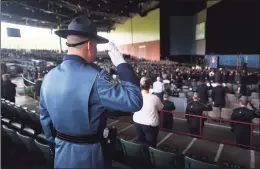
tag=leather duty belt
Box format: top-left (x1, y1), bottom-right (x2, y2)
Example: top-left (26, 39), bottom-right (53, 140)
top-left (56, 131), bottom-right (100, 144)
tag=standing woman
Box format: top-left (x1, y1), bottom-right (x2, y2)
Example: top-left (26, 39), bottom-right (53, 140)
top-left (133, 77), bottom-right (164, 147)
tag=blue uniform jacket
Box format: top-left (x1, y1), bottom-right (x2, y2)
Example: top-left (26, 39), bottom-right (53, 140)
top-left (39, 55), bottom-right (143, 168)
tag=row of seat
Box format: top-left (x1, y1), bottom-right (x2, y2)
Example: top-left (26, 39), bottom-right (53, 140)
top-left (2, 97), bottom-right (221, 169)
top-left (1, 98), bottom-right (42, 134)
top-left (1, 121), bottom-right (53, 164)
top-left (1, 98), bottom-right (53, 165)
top-left (119, 138), bottom-right (220, 169)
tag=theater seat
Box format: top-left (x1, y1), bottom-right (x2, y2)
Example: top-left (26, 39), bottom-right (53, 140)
top-left (27, 110), bottom-right (42, 133)
top-left (187, 92), bottom-right (194, 98)
top-left (1, 118), bottom-right (11, 125)
top-left (1, 99), bottom-right (7, 116)
top-left (17, 127), bottom-right (39, 153)
top-left (221, 108), bottom-right (233, 120)
top-left (2, 100), bottom-right (13, 119)
top-left (2, 123), bottom-right (23, 145)
top-left (179, 93), bottom-right (186, 98)
top-left (34, 134), bottom-right (53, 163)
top-left (120, 138), bottom-right (150, 168)
top-left (149, 147), bottom-right (178, 169)
top-left (184, 156), bottom-right (220, 169)
top-left (6, 102), bottom-right (19, 120)
top-left (226, 83), bottom-right (232, 92)
top-left (251, 92), bottom-right (259, 99)
top-left (208, 107), bottom-right (220, 119)
top-left (16, 106), bottom-right (32, 125)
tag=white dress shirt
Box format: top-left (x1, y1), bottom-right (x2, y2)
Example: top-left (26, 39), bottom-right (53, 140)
top-left (133, 93), bottom-right (164, 126)
top-left (153, 81), bottom-right (164, 93)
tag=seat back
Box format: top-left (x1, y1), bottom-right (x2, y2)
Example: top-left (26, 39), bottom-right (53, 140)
top-left (221, 108), bottom-right (233, 120)
top-left (120, 138), bottom-right (150, 167)
top-left (187, 92), bottom-right (194, 98)
top-left (226, 83), bottom-right (232, 92)
top-left (34, 136), bottom-right (53, 163)
top-left (179, 93), bottom-right (186, 98)
top-left (185, 156), bottom-right (220, 169)
top-left (17, 128), bottom-right (39, 153)
top-left (2, 125), bottom-right (22, 145)
top-left (28, 111), bottom-right (42, 133)
top-left (16, 106), bottom-right (32, 125)
top-left (208, 107), bottom-right (221, 118)
top-left (251, 92), bottom-right (259, 98)
top-left (1, 99), bottom-right (7, 116)
top-left (232, 85), bottom-right (238, 92)
top-left (149, 147), bottom-right (177, 169)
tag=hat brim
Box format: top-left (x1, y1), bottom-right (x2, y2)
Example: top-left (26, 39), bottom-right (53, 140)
top-left (54, 30), bottom-right (108, 44)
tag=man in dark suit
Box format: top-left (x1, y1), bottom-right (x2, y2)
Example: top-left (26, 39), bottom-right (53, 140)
top-left (196, 78), bottom-right (209, 104)
top-left (185, 93), bottom-right (212, 135)
top-left (231, 96), bottom-right (260, 147)
top-left (212, 82), bottom-right (226, 109)
top-left (161, 93), bottom-right (175, 130)
top-left (214, 69), bottom-right (222, 83)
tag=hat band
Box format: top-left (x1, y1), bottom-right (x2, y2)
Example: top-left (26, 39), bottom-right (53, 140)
top-left (66, 40), bottom-right (89, 47)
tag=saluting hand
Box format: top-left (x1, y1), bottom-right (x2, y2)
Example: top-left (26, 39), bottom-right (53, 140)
top-left (107, 42), bottom-right (126, 67)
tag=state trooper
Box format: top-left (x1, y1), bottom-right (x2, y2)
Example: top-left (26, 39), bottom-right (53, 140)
top-left (185, 93), bottom-right (212, 136)
top-left (39, 16), bottom-right (143, 169)
top-left (231, 96), bottom-right (260, 147)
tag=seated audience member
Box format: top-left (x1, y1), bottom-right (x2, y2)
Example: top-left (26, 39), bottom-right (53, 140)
top-left (161, 93), bottom-right (175, 130)
top-left (1, 74), bottom-right (17, 103)
top-left (212, 82), bottom-right (226, 108)
top-left (133, 77), bottom-right (164, 148)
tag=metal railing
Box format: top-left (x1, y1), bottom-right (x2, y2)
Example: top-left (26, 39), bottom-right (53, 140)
top-left (159, 110), bottom-right (260, 150)
top-left (22, 75), bottom-right (35, 85)
top-left (109, 110), bottom-right (260, 150)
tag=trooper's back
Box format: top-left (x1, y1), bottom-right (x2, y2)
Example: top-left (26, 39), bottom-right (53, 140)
top-left (231, 107), bottom-right (255, 137)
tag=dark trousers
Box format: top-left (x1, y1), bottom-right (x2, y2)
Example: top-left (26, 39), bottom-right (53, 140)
top-left (162, 114), bottom-right (173, 131)
top-left (134, 123), bottom-right (159, 148)
top-left (187, 118), bottom-right (204, 136)
top-left (236, 133), bottom-right (250, 147)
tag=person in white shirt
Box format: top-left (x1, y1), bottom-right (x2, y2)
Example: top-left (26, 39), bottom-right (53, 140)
top-left (153, 76), bottom-right (164, 100)
top-left (133, 77), bottom-right (164, 147)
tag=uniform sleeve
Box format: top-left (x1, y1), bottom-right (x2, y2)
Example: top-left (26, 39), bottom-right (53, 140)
top-left (39, 89), bottom-right (55, 145)
top-left (97, 63), bottom-right (143, 113)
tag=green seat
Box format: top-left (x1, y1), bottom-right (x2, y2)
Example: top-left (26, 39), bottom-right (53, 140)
top-left (120, 138), bottom-right (150, 168)
top-left (185, 156), bottom-right (220, 169)
top-left (149, 147), bottom-right (177, 169)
